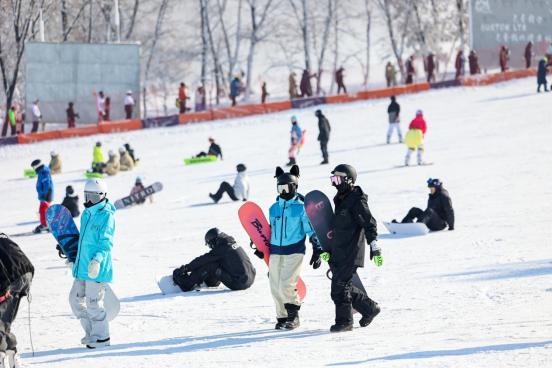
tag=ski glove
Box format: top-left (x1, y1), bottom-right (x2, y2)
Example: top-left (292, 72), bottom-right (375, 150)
top-left (0, 290), bottom-right (11, 304)
top-left (88, 260), bottom-right (100, 279)
top-left (373, 254), bottom-right (383, 267)
top-left (320, 252), bottom-right (331, 262)
top-left (370, 240), bottom-right (383, 267)
top-left (310, 248), bottom-right (322, 269)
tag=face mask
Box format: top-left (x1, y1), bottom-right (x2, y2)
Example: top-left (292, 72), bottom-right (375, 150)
top-left (331, 175), bottom-right (352, 194)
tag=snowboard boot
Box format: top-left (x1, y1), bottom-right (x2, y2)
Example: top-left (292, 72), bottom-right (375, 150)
top-left (320, 160), bottom-right (329, 165)
top-left (285, 157), bottom-right (296, 167)
top-left (391, 219), bottom-right (398, 223)
top-left (209, 193), bottom-right (219, 203)
top-left (86, 337), bottom-right (111, 349)
top-left (81, 335), bottom-right (92, 345)
top-left (6, 350), bottom-right (22, 368)
top-left (283, 303), bottom-right (300, 330)
top-left (33, 224), bottom-right (49, 234)
top-left (330, 323), bottom-right (353, 333)
top-left (359, 303), bottom-right (381, 328)
top-left (275, 317), bottom-right (287, 330)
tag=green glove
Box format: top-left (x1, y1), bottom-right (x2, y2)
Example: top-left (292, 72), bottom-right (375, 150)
top-left (373, 255), bottom-right (383, 267)
top-left (320, 252), bottom-right (330, 262)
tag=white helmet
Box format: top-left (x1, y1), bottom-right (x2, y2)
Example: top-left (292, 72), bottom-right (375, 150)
top-left (50, 150), bottom-right (57, 157)
top-left (119, 147), bottom-right (126, 154)
top-left (84, 178), bottom-right (108, 206)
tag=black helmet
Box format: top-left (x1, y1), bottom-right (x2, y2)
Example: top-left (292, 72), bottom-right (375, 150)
top-left (277, 173), bottom-right (298, 186)
top-left (204, 227), bottom-right (220, 248)
top-left (236, 163), bottom-right (247, 172)
top-left (275, 165), bottom-right (299, 200)
top-left (331, 164), bottom-right (357, 183)
top-left (66, 185), bottom-right (75, 195)
top-left (427, 178), bottom-right (442, 188)
top-left (315, 109), bottom-right (322, 117)
top-left (96, 141), bottom-right (102, 147)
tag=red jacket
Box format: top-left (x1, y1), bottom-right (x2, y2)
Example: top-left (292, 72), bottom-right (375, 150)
top-left (409, 115), bottom-right (427, 135)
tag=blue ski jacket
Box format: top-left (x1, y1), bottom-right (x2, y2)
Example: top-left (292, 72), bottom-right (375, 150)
top-left (268, 194), bottom-right (319, 255)
top-left (73, 199), bottom-right (116, 283)
top-left (230, 78), bottom-right (241, 97)
top-left (36, 165), bottom-right (53, 202)
top-left (291, 124), bottom-right (302, 145)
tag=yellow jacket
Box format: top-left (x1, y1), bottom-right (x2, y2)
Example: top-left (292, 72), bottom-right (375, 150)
top-left (93, 146), bottom-right (104, 164)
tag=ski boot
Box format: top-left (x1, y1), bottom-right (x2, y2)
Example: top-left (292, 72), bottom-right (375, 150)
top-left (275, 318), bottom-right (287, 330)
top-left (330, 323), bottom-right (353, 333)
top-left (359, 303), bottom-right (381, 327)
top-left (283, 303), bottom-right (300, 330)
top-left (285, 157), bottom-right (296, 167)
top-left (320, 160), bottom-right (329, 165)
top-left (33, 224), bottom-right (49, 234)
top-left (209, 193), bottom-right (219, 203)
top-left (86, 337), bottom-right (111, 349)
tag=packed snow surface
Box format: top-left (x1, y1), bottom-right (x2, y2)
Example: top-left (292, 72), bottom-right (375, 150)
top-left (1, 79), bottom-right (551, 367)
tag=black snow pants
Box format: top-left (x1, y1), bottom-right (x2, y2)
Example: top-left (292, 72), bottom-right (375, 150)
top-left (0, 273), bottom-right (32, 353)
top-left (320, 141), bottom-right (329, 162)
top-left (401, 207), bottom-right (446, 231)
top-left (211, 182), bottom-right (238, 202)
top-left (173, 263), bottom-right (247, 292)
top-left (330, 263), bottom-right (378, 326)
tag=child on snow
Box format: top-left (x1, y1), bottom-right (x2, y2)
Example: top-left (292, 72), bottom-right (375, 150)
top-left (404, 110), bottom-right (427, 166)
top-left (130, 177), bottom-right (152, 204)
top-left (69, 178), bottom-right (115, 349)
top-left (49, 150), bottom-right (62, 174)
top-left (209, 163), bottom-right (250, 203)
top-left (31, 159), bottom-right (53, 233)
top-left (287, 116), bottom-right (303, 166)
top-left (61, 185), bottom-right (80, 217)
top-left (254, 165), bottom-right (322, 330)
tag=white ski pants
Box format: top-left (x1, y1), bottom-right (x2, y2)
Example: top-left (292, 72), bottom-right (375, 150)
top-left (69, 279), bottom-right (109, 341)
top-left (387, 123), bottom-right (403, 143)
top-left (405, 145), bottom-right (424, 165)
top-left (269, 254), bottom-right (303, 318)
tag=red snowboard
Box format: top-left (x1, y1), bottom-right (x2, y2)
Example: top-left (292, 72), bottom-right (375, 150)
top-left (238, 201), bottom-right (307, 301)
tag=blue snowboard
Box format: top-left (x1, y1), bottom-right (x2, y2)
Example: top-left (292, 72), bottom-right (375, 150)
top-left (46, 204), bottom-right (79, 262)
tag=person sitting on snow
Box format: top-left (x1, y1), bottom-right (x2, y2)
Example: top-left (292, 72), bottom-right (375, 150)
top-left (92, 142), bottom-right (106, 173)
top-left (49, 151), bottom-right (62, 174)
top-left (130, 177), bottom-right (152, 204)
top-left (195, 137), bottom-right (223, 160)
top-left (119, 147), bottom-right (134, 171)
top-left (61, 185), bottom-right (80, 217)
top-left (104, 150), bottom-right (120, 176)
top-left (124, 143), bottom-right (138, 164)
top-left (209, 163), bottom-right (250, 203)
top-left (392, 178), bottom-right (454, 231)
top-left (172, 228), bottom-right (256, 292)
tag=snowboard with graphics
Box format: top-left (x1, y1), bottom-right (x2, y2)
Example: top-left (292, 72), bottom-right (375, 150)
top-left (114, 182), bottom-right (163, 209)
top-left (238, 201), bottom-right (307, 301)
top-left (46, 204), bottom-right (120, 321)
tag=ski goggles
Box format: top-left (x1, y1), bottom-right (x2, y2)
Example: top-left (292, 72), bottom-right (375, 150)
top-left (84, 191), bottom-right (105, 204)
top-left (277, 184), bottom-right (293, 194)
top-left (330, 175), bottom-right (343, 185)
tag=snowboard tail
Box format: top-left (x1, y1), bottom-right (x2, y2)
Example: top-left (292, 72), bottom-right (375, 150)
top-left (184, 156), bottom-right (218, 165)
top-left (383, 221), bottom-right (429, 236)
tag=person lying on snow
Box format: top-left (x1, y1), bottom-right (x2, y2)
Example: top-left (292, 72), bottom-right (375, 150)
top-left (172, 228), bottom-right (256, 292)
top-left (392, 178), bottom-right (455, 231)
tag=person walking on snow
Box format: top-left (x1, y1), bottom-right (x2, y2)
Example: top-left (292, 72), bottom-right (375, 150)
top-left (386, 96), bottom-right (402, 144)
top-left (61, 185), bottom-right (80, 218)
top-left (537, 57), bottom-right (548, 92)
top-left (404, 110), bottom-right (427, 166)
top-left (178, 83), bottom-right (189, 113)
top-left (95, 91), bottom-right (106, 123)
top-left (316, 110), bottom-right (331, 164)
top-left (209, 164), bottom-right (250, 203)
top-left (0, 233), bottom-right (34, 368)
top-left (335, 67), bottom-right (347, 94)
top-left (287, 116), bottom-right (303, 166)
top-left (66, 102), bottom-right (79, 128)
top-left (49, 151), bottom-right (62, 174)
top-left (230, 77), bottom-right (242, 106)
top-left (70, 178), bottom-right (115, 349)
top-left (124, 91), bottom-right (135, 119)
top-left (325, 164), bottom-right (383, 332)
top-left (392, 178), bottom-right (454, 231)
top-left (253, 165), bottom-right (322, 330)
top-left (172, 228), bottom-right (256, 292)
top-left (31, 159), bottom-right (53, 233)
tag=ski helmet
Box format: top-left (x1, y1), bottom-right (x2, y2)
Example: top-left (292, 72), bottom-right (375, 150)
top-left (236, 163), bottom-right (247, 173)
top-left (416, 109), bottom-right (423, 116)
top-left (331, 164), bottom-right (357, 193)
top-left (84, 178), bottom-right (107, 207)
top-left (108, 150), bottom-right (115, 157)
top-left (96, 141), bottom-right (102, 147)
top-left (204, 227), bottom-right (220, 248)
top-left (119, 147), bottom-right (126, 154)
top-left (291, 115), bottom-right (298, 124)
top-left (135, 176), bottom-right (143, 185)
top-left (427, 178), bottom-right (442, 188)
top-left (31, 159), bottom-right (43, 171)
top-left (50, 151), bottom-right (57, 157)
top-left (66, 185), bottom-right (75, 196)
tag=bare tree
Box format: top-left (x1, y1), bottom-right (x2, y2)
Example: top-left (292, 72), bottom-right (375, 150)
top-left (312, 0), bottom-right (333, 95)
top-left (289, 0), bottom-right (311, 71)
top-left (216, 0), bottom-right (243, 85)
top-left (204, 2), bottom-right (224, 104)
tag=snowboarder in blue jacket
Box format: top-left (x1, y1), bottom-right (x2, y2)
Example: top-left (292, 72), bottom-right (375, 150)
top-left (254, 165), bottom-right (322, 330)
top-left (69, 178), bottom-right (116, 349)
top-left (287, 116), bottom-right (303, 166)
top-left (31, 159), bottom-right (53, 233)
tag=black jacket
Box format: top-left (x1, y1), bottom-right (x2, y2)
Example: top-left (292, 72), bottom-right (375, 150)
top-left (0, 233), bottom-right (34, 295)
top-left (427, 188), bottom-right (455, 229)
top-left (208, 143), bottom-right (223, 159)
top-left (317, 115), bottom-right (331, 142)
top-left (187, 233), bottom-right (255, 288)
top-left (332, 187), bottom-right (378, 268)
top-left (538, 60), bottom-right (547, 83)
top-left (387, 101), bottom-right (400, 115)
top-left (61, 195), bottom-right (80, 218)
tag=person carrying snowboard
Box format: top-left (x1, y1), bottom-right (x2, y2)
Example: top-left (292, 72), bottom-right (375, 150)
top-left (49, 150), bottom-right (62, 175)
top-left (209, 163), bottom-right (250, 203)
top-left (386, 96), bottom-right (402, 144)
top-left (0, 233), bottom-right (34, 368)
top-left (31, 159), bottom-right (53, 233)
top-left (404, 110), bottom-right (427, 166)
top-left (254, 165), bottom-right (322, 330)
top-left (92, 142), bottom-right (105, 173)
top-left (129, 177), bottom-right (152, 205)
top-left (61, 185), bottom-right (80, 218)
top-left (287, 116), bottom-right (303, 166)
top-left (326, 164), bottom-right (383, 332)
top-left (316, 109), bottom-right (331, 165)
top-left (392, 178), bottom-right (454, 231)
top-left (196, 137), bottom-right (223, 160)
top-left (69, 178), bottom-right (115, 349)
top-left (173, 228), bottom-right (256, 291)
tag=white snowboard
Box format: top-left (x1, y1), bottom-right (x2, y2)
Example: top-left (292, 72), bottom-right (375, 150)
top-left (105, 285), bottom-right (120, 321)
top-left (156, 275), bottom-right (182, 295)
top-left (383, 221), bottom-right (430, 236)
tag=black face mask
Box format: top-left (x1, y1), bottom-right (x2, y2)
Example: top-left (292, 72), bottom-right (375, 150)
top-left (334, 181), bottom-right (353, 194)
top-left (84, 201), bottom-right (95, 208)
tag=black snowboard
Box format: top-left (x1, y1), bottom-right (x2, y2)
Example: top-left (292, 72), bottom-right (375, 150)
top-left (114, 182), bottom-right (163, 209)
top-left (305, 190), bottom-right (367, 295)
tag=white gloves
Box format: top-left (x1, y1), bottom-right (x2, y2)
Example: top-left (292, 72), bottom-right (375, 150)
top-left (88, 260), bottom-right (100, 279)
top-left (370, 240), bottom-right (381, 253)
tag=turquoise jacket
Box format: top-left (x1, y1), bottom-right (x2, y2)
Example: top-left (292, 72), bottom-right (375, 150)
top-left (73, 199), bottom-right (116, 283)
top-left (268, 194), bottom-right (318, 255)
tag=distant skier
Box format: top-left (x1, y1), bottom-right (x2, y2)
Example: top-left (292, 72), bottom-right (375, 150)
top-left (104, 151), bottom-right (120, 176)
top-left (173, 228), bottom-right (256, 292)
top-left (0, 233), bottom-right (34, 367)
top-left (118, 147), bottom-right (134, 171)
top-left (70, 178), bottom-right (115, 349)
top-left (61, 185), bottom-right (80, 218)
top-left (392, 178), bottom-right (454, 231)
top-left (92, 141), bottom-right (105, 173)
top-left (386, 96), bottom-right (402, 144)
top-left (316, 109), bottom-right (331, 165)
top-left (196, 137), bottom-right (223, 160)
top-left (404, 110), bottom-right (427, 166)
top-left (49, 150), bottom-right (62, 174)
top-left (326, 164), bottom-right (383, 332)
top-left (130, 177), bottom-right (152, 205)
top-left (31, 159), bottom-right (53, 233)
top-left (254, 165), bottom-right (322, 330)
top-left (287, 116), bottom-right (303, 166)
top-left (209, 163), bottom-right (250, 203)
top-left (537, 57), bottom-right (548, 93)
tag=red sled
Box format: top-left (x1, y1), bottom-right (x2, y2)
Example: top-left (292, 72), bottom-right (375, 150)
top-left (238, 201), bottom-right (307, 301)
